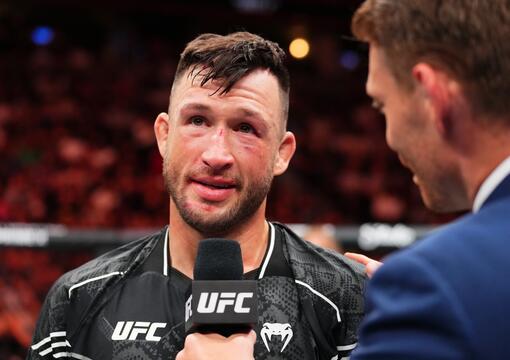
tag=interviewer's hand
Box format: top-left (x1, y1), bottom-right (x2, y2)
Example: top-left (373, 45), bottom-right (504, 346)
top-left (344, 252), bottom-right (383, 278)
top-left (176, 331), bottom-right (256, 360)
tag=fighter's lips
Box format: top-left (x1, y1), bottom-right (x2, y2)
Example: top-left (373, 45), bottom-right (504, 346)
top-left (193, 178), bottom-right (236, 189)
top-left (191, 178), bottom-right (237, 202)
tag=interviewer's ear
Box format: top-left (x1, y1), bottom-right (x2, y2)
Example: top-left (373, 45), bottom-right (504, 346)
top-left (154, 112), bottom-right (170, 157)
top-left (412, 63), bottom-right (461, 138)
top-left (273, 131), bottom-right (296, 176)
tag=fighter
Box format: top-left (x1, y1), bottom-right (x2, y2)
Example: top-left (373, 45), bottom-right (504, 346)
top-left (28, 32), bottom-right (366, 360)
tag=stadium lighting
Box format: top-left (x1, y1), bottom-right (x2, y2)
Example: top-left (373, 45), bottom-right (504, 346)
top-left (32, 26), bottom-right (54, 46)
top-left (289, 38), bottom-right (310, 59)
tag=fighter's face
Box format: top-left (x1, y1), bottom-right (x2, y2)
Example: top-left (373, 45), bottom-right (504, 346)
top-left (366, 45), bottom-right (463, 212)
top-left (156, 69), bottom-right (295, 235)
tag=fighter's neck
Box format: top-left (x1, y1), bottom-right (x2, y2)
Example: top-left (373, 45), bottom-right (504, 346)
top-left (167, 205), bottom-right (269, 279)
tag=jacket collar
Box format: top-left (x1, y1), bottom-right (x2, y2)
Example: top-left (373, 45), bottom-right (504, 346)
top-left (473, 155), bottom-right (510, 212)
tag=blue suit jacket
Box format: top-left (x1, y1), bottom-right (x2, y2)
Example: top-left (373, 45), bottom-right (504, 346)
top-left (351, 174), bottom-right (510, 359)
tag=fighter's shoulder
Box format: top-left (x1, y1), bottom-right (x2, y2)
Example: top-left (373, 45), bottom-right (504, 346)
top-left (275, 221), bottom-right (365, 344)
top-left (275, 222), bottom-right (367, 298)
top-left (49, 228), bottom-right (164, 302)
top-left (276, 223), bottom-right (365, 277)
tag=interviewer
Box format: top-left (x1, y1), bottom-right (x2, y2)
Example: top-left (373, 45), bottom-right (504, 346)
top-left (348, 1), bottom-right (510, 359)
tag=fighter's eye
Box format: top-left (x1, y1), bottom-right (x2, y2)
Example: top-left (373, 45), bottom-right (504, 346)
top-left (190, 116), bottom-right (205, 126)
top-left (237, 123), bottom-right (255, 134)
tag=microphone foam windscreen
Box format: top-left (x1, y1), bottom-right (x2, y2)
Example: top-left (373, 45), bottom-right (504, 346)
top-left (194, 239), bottom-right (243, 281)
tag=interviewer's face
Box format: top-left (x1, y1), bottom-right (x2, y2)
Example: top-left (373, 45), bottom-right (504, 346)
top-left (366, 46), bottom-right (461, 212)
top-left (155, 69), bottom-right (295, 235)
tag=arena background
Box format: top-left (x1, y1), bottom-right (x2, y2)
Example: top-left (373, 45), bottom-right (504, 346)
top-left (0, 0), bottom-right (463, 357)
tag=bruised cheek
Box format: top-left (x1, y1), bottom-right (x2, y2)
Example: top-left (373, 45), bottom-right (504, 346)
top-left (234, 137), bottom-right (269, 162)
top-left (247, 146), bottom-right (278, 178)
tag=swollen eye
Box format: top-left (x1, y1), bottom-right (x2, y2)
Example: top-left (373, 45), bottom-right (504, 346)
top-left (238, 123), bottom-right (254, 133)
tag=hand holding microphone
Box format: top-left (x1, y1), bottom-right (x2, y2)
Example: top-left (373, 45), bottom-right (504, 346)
top-left (176, 331), bottom-right (256, 360)
top-left (177, 239), bottom-right (258, 359)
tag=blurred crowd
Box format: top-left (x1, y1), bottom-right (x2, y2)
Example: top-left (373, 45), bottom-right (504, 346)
top-left (0, 14), bottom-right (453, 357)
top-left (0, 38), bottom-right (443, 227)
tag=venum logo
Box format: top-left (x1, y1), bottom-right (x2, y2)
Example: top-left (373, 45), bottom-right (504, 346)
top-left (260, 323), bottom-right (293, 353)
top-left (111, 321), bottom-right (166, 341)
top-left (196, 292), bottom-right (253, 314)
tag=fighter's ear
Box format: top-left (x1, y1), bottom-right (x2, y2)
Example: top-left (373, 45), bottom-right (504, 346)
top-left (273, 131), bottom-right (296, 176)
top-left (412, 63), bottom-right (461, 138)
top-left (154, 112), bottom-right (170, 157)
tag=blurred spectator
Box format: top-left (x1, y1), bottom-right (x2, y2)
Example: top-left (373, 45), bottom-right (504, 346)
top-left (302, 224), bottom-right (343, 252)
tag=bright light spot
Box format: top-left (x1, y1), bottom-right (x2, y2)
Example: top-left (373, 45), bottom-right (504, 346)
top-left (32, 26), bottom-right (54, 46)
top-left (289, 38), bottom-right (310, 59)
top-left (340, 50), bottom-right (360, 71)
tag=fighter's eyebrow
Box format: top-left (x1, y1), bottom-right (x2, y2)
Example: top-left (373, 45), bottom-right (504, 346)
top-left (237, 107), bottom-right (266, 122)
top-left (179, 102), bottom-right (212, 113)
top-left (178, 101), bottom-right (272, 134)
top-left (180, 102), bottom-right (267, 122)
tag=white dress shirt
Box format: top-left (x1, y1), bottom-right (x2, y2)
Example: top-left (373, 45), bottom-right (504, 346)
top-left (472, 155), bottom-right (510, 212)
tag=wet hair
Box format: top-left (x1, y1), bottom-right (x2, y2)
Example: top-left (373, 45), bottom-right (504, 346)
top-left (352, 0), bottom-right (510, 120)
top-left (173, 32), bottom-right (290, 128)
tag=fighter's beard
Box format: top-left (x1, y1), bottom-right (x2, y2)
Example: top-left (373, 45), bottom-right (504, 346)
top-left (163, 162), bottom-right (273, 237)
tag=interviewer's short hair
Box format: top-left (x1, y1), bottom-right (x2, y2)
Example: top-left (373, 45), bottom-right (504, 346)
top-left (173, 32), bottom-right (290, 130)
top-left (352, 0), bottom-right (510, 120)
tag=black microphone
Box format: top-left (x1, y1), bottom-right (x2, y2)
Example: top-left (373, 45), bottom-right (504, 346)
top-left (185, 239), bottom-right (258, 337)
